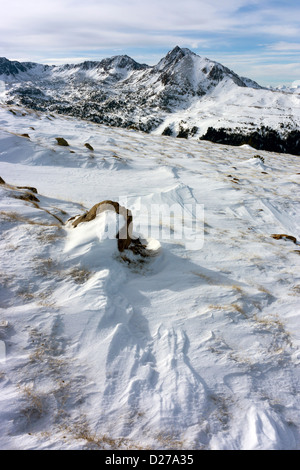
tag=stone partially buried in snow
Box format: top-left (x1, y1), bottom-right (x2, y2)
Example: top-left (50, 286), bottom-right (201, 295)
top-left (17, 185), bottom-right (38, 194)
top-left (72, 200), bottom-right (133, 252)
top-left (271, 234), bottom-right (297, 244)
top-left (55, 137), bottom-right (69, 146)
top-left (84, 143), bottom-right (94, 151)
top-left (71, 200), bottom-right (156, 256)
top-left (14, 191), bottom-right (40, 203)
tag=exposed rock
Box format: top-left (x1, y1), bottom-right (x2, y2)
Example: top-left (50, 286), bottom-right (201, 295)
top-left (14, 192), bottom-right (40, 203)
top-left (271, 234), bottom-right (297, 244)
top-left (0, 177), bottom-right (5, 184)
top-left (72, 200), bottom-right (133, 252)
top-left (252, 154), bottom-right (265, 163)
top-left (55, 137), bottom-right (69, 146)
top-left (84, 143), bottom-right (94, 151)
top-left (17, 186), bottom-right (38, 193)
top-left (72, 200), bottom-right (149, 254)
top-left (0, 57), bottom-right (36, 76)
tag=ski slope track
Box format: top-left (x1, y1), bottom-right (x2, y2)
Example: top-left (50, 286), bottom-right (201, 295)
top-left (0, 103), bottom-right (299, 450)
top-left (0, 47), bottom-right (300, 155)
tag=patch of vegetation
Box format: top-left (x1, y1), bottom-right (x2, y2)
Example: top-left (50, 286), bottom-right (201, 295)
top-left (0, 211), bottom-right (61, 227)
top-left (176, 122), bottom-right (198, 139)
top-left (67, 266), bottom-right (93, 284)
top-left (162, 126), bottom-right (173, 136)
top-left (200, 126), bottom-right (300, 156)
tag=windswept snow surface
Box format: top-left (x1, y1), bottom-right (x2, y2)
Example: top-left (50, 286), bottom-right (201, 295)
top-left (0, 104), bottom-right (299, 450)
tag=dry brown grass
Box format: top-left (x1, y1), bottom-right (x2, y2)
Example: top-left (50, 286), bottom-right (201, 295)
top-left (291, 284), bottom-right (300, 295)
top-left (18, 384), bottom-right (45, 422)
top-left (58, 414), bottom-right (149, 449)
top-left (67, 266), bottom-right (93, 284)
top-left (208, 302), bottom-right (246, 317)
top-left (0, 211), bottom-right (61, 227)
top-left (154, 431), bottom-right (185, 450)
top-left (36, 227), bottom-right (64, 244)
top-left (209, 393), bottom-right (232, 428)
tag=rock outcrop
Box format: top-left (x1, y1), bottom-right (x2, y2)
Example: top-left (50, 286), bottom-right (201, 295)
top-left (271, 234), bottom-right (297, 244)
top-left (72, 200), bottom-right (136, 252)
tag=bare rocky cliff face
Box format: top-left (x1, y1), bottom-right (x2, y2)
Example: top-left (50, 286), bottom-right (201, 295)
top-left (1, 47), bottom-right (299, 155)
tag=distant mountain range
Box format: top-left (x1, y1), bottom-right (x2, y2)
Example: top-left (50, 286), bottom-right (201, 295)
top-left (1, 47), bottom-right (299, 155)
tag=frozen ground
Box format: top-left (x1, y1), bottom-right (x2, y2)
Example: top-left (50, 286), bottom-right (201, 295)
top-left (0, 104), bottom-right (299, 450)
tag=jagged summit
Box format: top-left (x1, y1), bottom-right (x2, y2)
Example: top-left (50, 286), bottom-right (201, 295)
top-left (160, 45), bottom-right (194, 62)
top-left (150, 46), bottom-right (251, 100)
top-left (155, 46), bottom-right (198, 70)
top-left (168, 45), bottom-right (195, 56)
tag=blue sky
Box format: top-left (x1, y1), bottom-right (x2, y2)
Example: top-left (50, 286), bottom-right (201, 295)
top-left (0, 0), bottom-right (299, 86)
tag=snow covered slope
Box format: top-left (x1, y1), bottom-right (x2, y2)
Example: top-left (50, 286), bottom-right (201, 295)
top-left (1, 47), bottom-right (299, 155)
top-left (0, 104), bottom-right (299, 450)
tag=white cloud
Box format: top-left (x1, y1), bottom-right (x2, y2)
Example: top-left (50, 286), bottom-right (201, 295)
top-left (267, 42), bottom-right (300, 52)
top-left (0, 0), bottom-right (300, 85)
top-left (0, 0), bottom-right (250, 31)
top-left (1, 0), bottom-right (296, 54)
top-left (211, 51), bottom-right (300, 86)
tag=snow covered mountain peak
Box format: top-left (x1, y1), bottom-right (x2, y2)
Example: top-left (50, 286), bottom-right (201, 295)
top-left (156, 45), bottom-right (195, 67)
top-left (154, 46), bottom-right (249, 90)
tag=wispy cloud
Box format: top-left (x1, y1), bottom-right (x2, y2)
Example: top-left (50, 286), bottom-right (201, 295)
top-left (210, 49), bottom-right (300, 86)
top-left (0, 0), bottom-right (299, 85)
top-left (267, 42), bottom-right (300, 52)
top-left (1, 0), bottom-right (298, 51)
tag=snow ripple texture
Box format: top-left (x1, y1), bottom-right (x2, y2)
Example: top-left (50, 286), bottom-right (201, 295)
top-left (0, 104), bottom-right (299, 450)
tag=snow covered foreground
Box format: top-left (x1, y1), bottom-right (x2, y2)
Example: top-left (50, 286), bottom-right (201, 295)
top-left (0, 104), bottom-right (299, 450)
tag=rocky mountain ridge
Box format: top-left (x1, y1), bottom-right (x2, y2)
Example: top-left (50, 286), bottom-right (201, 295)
top-left (1, 47), bottom-right (299, 154)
